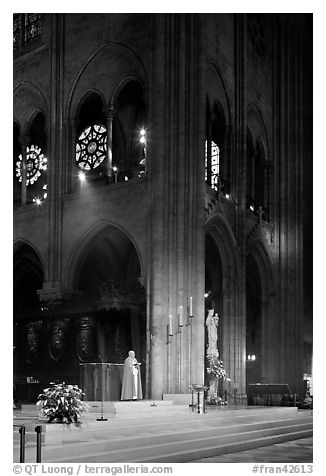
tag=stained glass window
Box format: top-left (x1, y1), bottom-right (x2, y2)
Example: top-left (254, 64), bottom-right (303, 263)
top-left (24, 14), bottom-right (42, 44)
top-left (13, 14), bottom-right (22, 48)
top-left (76, 124), bottom-right (107, 170)
top-left (13, 14), bottom-right (41, 49)
top-left (205, 140), bottom-right (220, 191)
top-left (16, 145), bottom-right (47, 185)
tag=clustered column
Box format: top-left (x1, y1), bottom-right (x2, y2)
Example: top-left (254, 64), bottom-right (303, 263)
top-left (103, 106), bottom-right (115, 181)
top-left (19, 135), bottom-right (30, 207)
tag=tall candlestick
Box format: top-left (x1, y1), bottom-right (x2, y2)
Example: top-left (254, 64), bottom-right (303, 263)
top-left (169, 315), bottom-right (173, 336)
top-left (179, 306), bottom-right (183, 327)
top-left (189, 296), bottom-right (193, 316)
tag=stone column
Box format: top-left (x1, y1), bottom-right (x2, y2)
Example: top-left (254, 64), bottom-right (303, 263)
top-left (103, 106), bottom-right (115, 181)
top-left (19, 135), bottom-right (29, 207)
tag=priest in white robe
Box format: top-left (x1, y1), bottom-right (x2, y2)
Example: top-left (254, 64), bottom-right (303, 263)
top-left (121, 350), bottom-right (143, 400)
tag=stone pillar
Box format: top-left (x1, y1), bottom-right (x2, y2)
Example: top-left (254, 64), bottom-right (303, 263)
top-left (234, 13), bottom-right (247, 398)
top-left (19, 135), bottom-right (29, 207)
top-left (103, 106), bottom-right (115, 181)
top-left (206, 112), bottom-right (212, 187)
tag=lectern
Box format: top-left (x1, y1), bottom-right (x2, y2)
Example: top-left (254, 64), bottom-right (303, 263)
top-left (79, 363), bottom-right (124, 401)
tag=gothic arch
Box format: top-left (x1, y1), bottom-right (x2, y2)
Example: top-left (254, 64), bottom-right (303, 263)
top-left (13, 238), bottom-right (46, 278)
top-left (13, 239), bottom-right (45, 315)
top-left (110, 75), bottom-right (147, 109)
top-left (65, 220), bottom-right (144, 291)
top-left (13, 82), bottom-right (48, 134)
top-left (206, 213), bottom-right (239, 282)
top-left (247, 237), bottom-right (275, 304)
top-left (72, 88), bottom-right (106, 121)
top-left (206, 59), bottom-right (232, 126)
top-left (247, 102), bottom-right (270, 160)
top-left (246, 238), bottom-right (277, 384)
top-left (67, 43), bottom-right (148, 120)
top-left (205, 214), bottom-right (246, 394)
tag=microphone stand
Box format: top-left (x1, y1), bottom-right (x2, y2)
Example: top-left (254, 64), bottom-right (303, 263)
top-left (96, 355), bottom-right (108, 421)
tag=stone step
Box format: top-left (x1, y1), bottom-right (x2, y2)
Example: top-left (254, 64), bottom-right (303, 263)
top-left (38, 421), bottom-right (313, 463)
top-left (138, 429), bottom-right (313, 463)
top-left (13, 408), bottom-right (312, 463)
top-left (13, 407), bottom-right (307, 442)
top-left (21, 399), bottom-right (175, 415)
top-left (18, 402), bottom-right (300, 418)
top-left (33, 417), bottom-right (312, 456)
top-left (13, 406), bottom-right (303, 435)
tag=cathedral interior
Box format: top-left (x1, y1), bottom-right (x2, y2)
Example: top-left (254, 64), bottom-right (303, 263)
top-left (13, 13), bottom-right (312, 403)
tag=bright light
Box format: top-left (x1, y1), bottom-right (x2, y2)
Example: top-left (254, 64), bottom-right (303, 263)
top-left (33, 197), bottom-right (42, 206)
top-left (252, 354), bottom-right (256, 361)
top-left (113, 166), bottom-right (118, 172)
top-left (124, 176), bottom-right (129, 181)
top-left (225, 194), bottom-right (230, 199)
top-left (249, 205), bottom-right (254, 212)
top-left (43, 193), bottom-right (47, 199)
top-left (139, 128), bottom-right (146, 144)
top-left (78, 171), bottom-right (86, 182)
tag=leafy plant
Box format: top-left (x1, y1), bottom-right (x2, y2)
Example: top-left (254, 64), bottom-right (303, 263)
top-left (206, 355), bottom-right (231, 381)
top-left (36, 382), bottom-right (88, 423)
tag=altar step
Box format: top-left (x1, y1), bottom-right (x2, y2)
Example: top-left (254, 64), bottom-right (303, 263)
top-left (16, 399), bottom-right (189, 420)
top-left (13, 407), bottom-right (312, 463)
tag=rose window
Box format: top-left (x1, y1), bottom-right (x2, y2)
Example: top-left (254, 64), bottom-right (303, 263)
top-left (15, 144), bottom-right (47, 185)
top-left (76, 124), bottom-right (107, 170)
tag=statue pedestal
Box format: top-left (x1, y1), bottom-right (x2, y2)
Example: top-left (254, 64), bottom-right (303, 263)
top-left (208, 378), bottom-right (218, 400)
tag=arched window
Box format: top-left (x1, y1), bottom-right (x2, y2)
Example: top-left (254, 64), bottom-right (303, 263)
top-left (205, 140), bottom-right (220, 191)
top-left (114, 81), bottom-right (147, 181)
top-left (246, 129), bottom-right (271, 221)
top-left (75, 94), bottom-right (107, 181)
top-left (205, 100), bottom-right (227, 194)
top-left (13, 14), bottom-right (42, 50)
top-left (73, 84), bottom-right (147, 187)
top-left (14, 112), bottom-right (47, 207)
top-left (76, 124), bottom-right (107, 171)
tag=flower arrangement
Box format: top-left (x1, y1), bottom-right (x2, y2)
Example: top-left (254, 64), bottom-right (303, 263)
top-left (206, 355), bottom-right (231, 381)
top-left (206, 355), bottom-right (231, 405)
top-left (208, 395), bottom-right (228, 405)
top-left (36, 382), bottom-right (88, 423)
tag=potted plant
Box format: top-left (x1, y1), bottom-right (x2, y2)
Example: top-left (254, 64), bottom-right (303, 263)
top-left (206, 355), bottom-right (231, 405)
top-left (36, 382), bottom-right (88, 423)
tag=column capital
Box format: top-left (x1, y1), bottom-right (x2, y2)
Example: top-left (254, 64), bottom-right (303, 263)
top-left (18, 135), bottom-right (30, 148)
top-left (103, 105), bottom-right (116, 119)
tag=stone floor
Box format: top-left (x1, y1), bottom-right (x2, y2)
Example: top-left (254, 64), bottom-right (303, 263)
top-left (193, 437), bottom-right (313, 463)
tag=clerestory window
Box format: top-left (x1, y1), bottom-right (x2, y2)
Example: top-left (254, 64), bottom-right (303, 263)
top-left (76, 124), bottom-right (107, 171)
top-left (16, 144), bottom-right (47, 185)
top-left (205, 140), bottom-right (220, 192)
top-left (13, 13), bottom-right (42, 49)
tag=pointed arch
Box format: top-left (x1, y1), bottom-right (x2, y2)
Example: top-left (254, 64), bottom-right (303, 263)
top-left (65, 220), bottom-right (144, 291)
top-left (205, 213), bottom-right (246, 395)
top-left (13, 82), bottom-right (48, 134)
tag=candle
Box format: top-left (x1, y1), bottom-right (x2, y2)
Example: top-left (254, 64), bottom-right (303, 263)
top-left (189, 296), bottom-right (193, 316)
top-left (179, 306), bottom-right (183, 326)
top-left (169, 315), bottom-right (173, 335)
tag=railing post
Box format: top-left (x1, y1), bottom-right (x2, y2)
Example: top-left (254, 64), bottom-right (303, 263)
top-left (35, 425), bottom-right (42, 462)
top-left (18, 425), bottom-right (26, 463)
